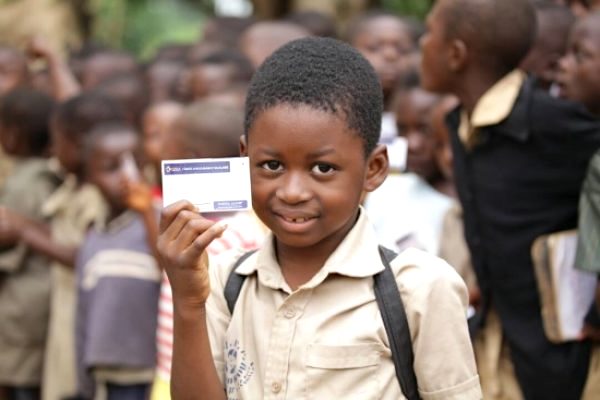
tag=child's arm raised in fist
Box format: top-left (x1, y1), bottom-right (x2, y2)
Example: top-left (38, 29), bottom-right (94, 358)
top-left (156, 200), bottom-right (228, 400)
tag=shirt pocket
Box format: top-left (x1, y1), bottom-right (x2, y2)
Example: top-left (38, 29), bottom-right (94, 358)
top-left (304, 343), bottom-right (382, 400)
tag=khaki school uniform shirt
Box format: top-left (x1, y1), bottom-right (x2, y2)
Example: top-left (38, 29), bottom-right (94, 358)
top-left (206, 209), bottom-right (482, 400)
top-left (41, 175), bottom-right (108, 400)
top-left (0, 158), bottom-right (60, 385)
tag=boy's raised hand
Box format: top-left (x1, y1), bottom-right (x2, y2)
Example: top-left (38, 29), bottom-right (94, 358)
top-left (157, 200), bottom-right (227, 308)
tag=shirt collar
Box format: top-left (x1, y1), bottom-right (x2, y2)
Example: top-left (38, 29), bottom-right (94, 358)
top-left (459, 69), bottom-right (526, 145)
top-left (234, 207), bottom-right (385, 291)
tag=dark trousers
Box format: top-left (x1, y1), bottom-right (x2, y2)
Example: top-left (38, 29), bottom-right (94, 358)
top-left (2, 386), bottom-right (40, 400)
top-left (105, 383), bottom-right (149, 400)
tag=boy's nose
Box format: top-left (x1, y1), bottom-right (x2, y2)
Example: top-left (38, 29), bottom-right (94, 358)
top-left (275, 172), bottom-right (312, 204)
top-left (382, 44), bottom-right (400, 61)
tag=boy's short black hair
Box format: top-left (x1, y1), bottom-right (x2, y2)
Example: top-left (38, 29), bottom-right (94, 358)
top-left (439, 0), bottom-right (536, 76)
top-left (0, 88), bottom-right (54, 155)
top-left (53, 92), bottom-right (125, 140)
top-left (245, 37), bottom-right (383, 156)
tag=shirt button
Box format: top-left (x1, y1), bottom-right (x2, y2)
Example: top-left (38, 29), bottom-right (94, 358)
top-left (284, 308), bottom-right (296, 319)
top-left (271, 381), bottom-right (282, 393)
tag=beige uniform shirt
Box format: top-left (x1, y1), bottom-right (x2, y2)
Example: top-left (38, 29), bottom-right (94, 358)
top-left (207, 209), bottom-right (482, 399)
top-left (41, 176), bottom-right (107, 400)
top-left (0, 158), bottom-right (60, 385)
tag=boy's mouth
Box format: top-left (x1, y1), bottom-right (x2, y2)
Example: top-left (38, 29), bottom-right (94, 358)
top-left (282, 216), bottom-right (315, 224)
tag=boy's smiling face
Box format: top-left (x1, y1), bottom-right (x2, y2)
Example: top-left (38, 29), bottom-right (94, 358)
top-left (243, 104), bottom-right (387, 255)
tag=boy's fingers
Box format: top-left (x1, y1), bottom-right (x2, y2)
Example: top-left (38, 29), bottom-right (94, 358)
top-left (181, 221), bottom-right (228, 267)
top-left (176, 217), bottom-right (216, 250)
top-left (159, 200), bottom-right (196, 233)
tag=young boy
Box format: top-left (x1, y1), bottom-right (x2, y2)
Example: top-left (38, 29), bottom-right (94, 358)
top-left (0, 88), bottom-right (57, 400)
top-left (420, 0), bottom-right (600, 398)
top-left (141, 101), bottom-right (183, 190)
top-left (346, 12), bottom-right (419, 168)
top-left (158, 37), bottom-right (480, 399)
top-left (520, 1), bottom-right (575, 95)
top-left (75, 122), bottom-right (161, 400)
top-left (557, 11), bottom-right (600, 114)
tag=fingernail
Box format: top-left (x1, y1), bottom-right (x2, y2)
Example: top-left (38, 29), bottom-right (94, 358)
top-left (214, 220), bottom-right (228, 233)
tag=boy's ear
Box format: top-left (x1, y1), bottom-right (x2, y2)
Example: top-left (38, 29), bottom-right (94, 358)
top-left (448, 39), bottom-right (468, 72)
top-left (364, 144), bottom-right (389, 193)
top-left (239, 134), bottom-right (248, 156)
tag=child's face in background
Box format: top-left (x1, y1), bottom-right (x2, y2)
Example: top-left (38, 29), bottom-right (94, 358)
top-left (189, 64), bottom-right (235, 100)
top-left (0, 48), bottom-right (27, 96)
top-left (146, 61), bottom-right (182, 103)
top-left (394, 88), bottom-right (440, 181)
top-left (431, 96), bottom-right (458, 181)
top-left (50, 119), bottom-right (82, 175)
top-left (142, 103), bottom-right (182, 169)
top-left (558, 18), bottom-right (600, 114)
top-left (243, 104), bottom-right (387, 255)
top-left (419, 2), bottom-right (454, 93)
top-left (86, 129), bottom-right (140, 214)
top-left (520, 12), bottom-right (571, 91)
top-left (352, 17), bottom-right (414, 95)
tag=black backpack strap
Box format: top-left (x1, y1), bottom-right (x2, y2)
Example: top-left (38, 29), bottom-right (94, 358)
top-left (374, 245), bottom-right (420, 400)
top-left (224, 249), bottom-right (258, 315)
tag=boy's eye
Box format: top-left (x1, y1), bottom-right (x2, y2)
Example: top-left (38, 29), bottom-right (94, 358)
top-left (312, 163), bottom-right (335, 175)
top-left (261, 160), bottom-right (283, 172)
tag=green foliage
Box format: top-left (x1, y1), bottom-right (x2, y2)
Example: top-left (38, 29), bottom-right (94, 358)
top-left (381, 0), bottom-right (433, 19)
top-left (91, 0), bottom-right (206, 60)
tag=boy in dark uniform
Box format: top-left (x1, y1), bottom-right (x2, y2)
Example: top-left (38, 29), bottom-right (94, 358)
top-left (420, 0), bottom-right (600, 398)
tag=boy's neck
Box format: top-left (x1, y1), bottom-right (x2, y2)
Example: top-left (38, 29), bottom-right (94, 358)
top-left (275, 209), bottom-right (361, 291)
top-left (455, 69), bottom-right (511, 116)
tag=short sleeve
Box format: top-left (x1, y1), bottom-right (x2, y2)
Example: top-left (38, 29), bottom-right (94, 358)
top-left (394, 249), bottom-right (482, 400)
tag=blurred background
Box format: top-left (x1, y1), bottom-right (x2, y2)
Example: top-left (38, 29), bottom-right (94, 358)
top-left (0, 0), bottom-right (433, 60)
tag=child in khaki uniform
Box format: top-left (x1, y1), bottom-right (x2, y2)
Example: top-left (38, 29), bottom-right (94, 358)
top-left (158, 37), bottom-right (481, 399)
top-left (0, 88), bottom-right (57, 400)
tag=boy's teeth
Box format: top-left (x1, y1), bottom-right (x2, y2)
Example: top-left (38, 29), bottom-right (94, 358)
top-left (286, 217), bottom-right (307, 223)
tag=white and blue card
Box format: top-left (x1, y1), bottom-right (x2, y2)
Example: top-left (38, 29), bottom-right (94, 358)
top-left (161, 157), bottom-right (252, 213)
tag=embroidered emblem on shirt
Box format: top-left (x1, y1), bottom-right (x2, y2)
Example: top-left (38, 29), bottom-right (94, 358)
top-left (225, 339), bottom-right (255, 399)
